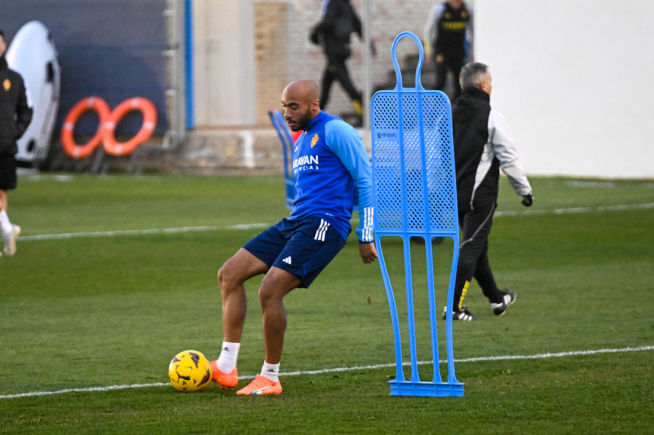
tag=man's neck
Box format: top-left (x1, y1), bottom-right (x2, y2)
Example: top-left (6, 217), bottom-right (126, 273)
top-left (304, 110), bottom-right (323, 130)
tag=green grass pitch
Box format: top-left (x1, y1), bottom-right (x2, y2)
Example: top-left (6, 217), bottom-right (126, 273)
top-left (1, 174), bottom-right (653, 434)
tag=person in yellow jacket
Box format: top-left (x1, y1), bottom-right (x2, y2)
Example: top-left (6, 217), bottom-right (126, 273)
top-left (423, 0), bottom-right (473, 99)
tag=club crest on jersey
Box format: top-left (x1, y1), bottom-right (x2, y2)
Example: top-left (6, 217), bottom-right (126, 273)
top-left (3, 79), bottom-right (10, 91)
top-left (311, 133), bottom-right (319, 148)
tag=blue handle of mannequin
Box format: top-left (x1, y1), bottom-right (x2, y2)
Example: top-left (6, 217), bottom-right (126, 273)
top-left (391, 31), bottom-right (425, 91)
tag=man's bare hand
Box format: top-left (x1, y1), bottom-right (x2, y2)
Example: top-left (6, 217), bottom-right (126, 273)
top-left (359, 242), bottom-right (378, 264)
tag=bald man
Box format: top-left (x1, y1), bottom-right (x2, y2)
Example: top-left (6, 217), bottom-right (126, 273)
top-left (211, 80), bottom-right (376, 395)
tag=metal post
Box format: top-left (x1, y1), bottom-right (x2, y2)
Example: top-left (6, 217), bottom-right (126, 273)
top-left (362, 0), bottom-right (372, 131)
top-left (163, 0), bottom-right (187, 149)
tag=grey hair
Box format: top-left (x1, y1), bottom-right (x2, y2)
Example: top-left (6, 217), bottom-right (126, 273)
top-left (459, 62), bottom-right (490, 91)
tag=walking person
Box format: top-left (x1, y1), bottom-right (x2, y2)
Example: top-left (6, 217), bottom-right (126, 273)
top-left (423, 0), bottom-right (473, 99)
top-left (0, 28), bottom-right (33, 256)
top-left (211, 80), bottom-right (376, 394)
top-left (446, 62), bottom-right (533, 321)
top-left (310, 0), bottom-right (364, 124)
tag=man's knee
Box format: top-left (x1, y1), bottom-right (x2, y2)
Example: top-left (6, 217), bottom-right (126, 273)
top-left (217, 267), bottom-right (226, 287)
top-left (458, 246), bottom-right (480, 265)
top-left (456, 258), bottom-right (476, 279)
top-left (258, 285), bottom-right (272, 309)
top-left (258, 280), bottom-right (283, 310)
top-left (258, 269), bottom-right (298, 309)
top-left (217, 262), bottom-right (242, 293)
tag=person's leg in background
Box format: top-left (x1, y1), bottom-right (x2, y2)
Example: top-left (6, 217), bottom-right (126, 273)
top-left (0, 154), bottom-right (20, 256)
top-left (474, 242), bottom-right (516, 316)
top-left (433, 52), bottom-right (448, 91)
top-left (319, 56), bottom-right (337, 111)
top-left (448, 203), bottom-right (496, 320)
top-left (449, 53), bottom-right (466, 100)
top-left (473, 240), bottom-right (503, 304)
top-left (329, 54), bottom-right (363, 120)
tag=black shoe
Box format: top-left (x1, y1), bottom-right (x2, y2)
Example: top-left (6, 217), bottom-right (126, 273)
top-left (442, 305), bottom-right (477, 321)
top-left (491, 290), bottom-right (516, 316)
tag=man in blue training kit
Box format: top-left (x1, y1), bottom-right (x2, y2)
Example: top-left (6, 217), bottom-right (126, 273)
top-left (211, 80), bottom-right (377, 395)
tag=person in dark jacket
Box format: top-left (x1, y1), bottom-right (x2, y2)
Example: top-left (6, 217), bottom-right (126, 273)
top-left (423, 0), bottom-right (473, 99)
top-left (0, 28), bottom-right (33, 256)
top-left (310, 0), bottom-right (363, 123)
top-left (445, 62), bottom-right (533, 321)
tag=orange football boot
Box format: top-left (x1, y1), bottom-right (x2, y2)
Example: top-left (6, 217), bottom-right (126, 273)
top-left (210, 360), bottom-right (239, 389)
top-left (236, 374), bottom-right (282, 395)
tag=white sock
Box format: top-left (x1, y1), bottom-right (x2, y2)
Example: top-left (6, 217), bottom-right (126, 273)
top-left (0, 210), bottom-right (12, 235)
top-left (217, 341), bottom-right (240, 373)
top-left (261, 361), bottom-right (280, 383)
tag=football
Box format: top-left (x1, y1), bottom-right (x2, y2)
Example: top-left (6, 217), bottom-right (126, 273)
top-left (168, 350), bottom-right (212, 392)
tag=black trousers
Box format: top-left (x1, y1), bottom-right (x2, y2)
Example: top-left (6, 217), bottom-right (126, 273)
top-left (452, 202), bottom-right (504, 311)
top-left (433, 51), bottom-right (465, 100)
top-left (319, 53), bottom-right (361, 111)
top-left (0, 153), bottom-right (17, 191)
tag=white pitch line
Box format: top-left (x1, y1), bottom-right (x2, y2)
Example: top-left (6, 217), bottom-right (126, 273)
top-left (15, 203), bottom-right (654, 242)
top-left (494, 202), bottom-right (654, 217)
top-left (0, 383), bottom-right (169, 400)
top-left (18, 223), bottom-right (270, 241)
top-left (1, 345), bottom-right (651, 400)
top-left (565, 181), bottom-right (615, 188)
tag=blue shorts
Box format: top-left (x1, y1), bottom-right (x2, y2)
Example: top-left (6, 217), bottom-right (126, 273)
top-left (243, 216), bottom-right (348, 288)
